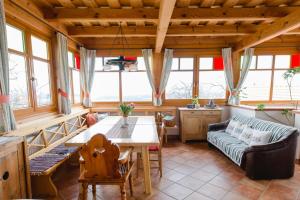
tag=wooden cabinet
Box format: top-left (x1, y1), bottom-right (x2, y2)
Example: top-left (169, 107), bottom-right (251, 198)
top-left (0, 137), bottom-right (29, 199)
top-left (179, 108), bottom-right (222, 142)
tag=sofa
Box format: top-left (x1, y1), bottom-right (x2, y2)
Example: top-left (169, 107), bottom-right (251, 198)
top-left (207, 115), bottom-right (299, 179)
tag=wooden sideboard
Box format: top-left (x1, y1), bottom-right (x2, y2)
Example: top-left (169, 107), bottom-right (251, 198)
top-left (0, 137), bottom-right (29, 199)
top-left (179, 107), bottom-right (222, 142)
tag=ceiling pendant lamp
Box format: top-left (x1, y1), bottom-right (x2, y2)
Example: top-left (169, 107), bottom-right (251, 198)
top-left (105, 23), bottom-right (138, 71)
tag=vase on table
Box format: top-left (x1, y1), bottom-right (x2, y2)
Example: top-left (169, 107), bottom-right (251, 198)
top-left (122, 115), bottom-right (129, 128)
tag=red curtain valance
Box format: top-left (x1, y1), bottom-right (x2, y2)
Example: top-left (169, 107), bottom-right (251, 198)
top-left (213, 57), bottom-right (224, 70)
top-left (291, 54), bottom-right (300, 68)
top-left (75, 54), bottom-right (80, 69)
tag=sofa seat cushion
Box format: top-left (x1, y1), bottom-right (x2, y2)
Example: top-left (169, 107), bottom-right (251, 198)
top-left (208, 130), bottom-right (248, 166)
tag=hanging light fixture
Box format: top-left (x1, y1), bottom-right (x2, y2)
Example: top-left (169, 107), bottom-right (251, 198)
top-left (104, 23), bottom-right (138, 71)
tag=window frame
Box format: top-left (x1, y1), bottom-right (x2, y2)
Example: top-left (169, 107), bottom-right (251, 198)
top-left (68, 50), bottom-right (82, 105)
top-left (92, 56), bottom-right (153, 105)
top-left (7, 21), bottom-right (56, 120)
top-left (164, 57), bottom-right (195, 101)
top-left (198, 56), bottom-right (227, 100)
top-left (240, 54), bottom-right (299, 104)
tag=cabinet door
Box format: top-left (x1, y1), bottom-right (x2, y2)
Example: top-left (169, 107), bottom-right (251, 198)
top-left (182, 114), bottom-right (202, 135)
top-left (0, 145), bottom-right (24, 199)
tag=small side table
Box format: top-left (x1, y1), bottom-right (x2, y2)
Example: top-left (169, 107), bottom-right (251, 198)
top-left (164, 125), bottom-right (178, 144)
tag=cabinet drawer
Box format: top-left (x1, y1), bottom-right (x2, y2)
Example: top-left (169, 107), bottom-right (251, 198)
top-left (181, 110), bottom-right (201, 115)
top-left (202, 111), bottom-right (221, 116)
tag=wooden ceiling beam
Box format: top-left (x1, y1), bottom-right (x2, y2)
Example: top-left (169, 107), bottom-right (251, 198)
top-left (67, 25), bottom-right (257, 37)
top-left (171, 7), bottom-right (295, 22)
top-left (44, 8), bottom-right (158, 23)
top-left (57, 0), bottom-right (76, 8)
top-left (44, 7), bottom-right (296, 23)
top-left (155, 0), bottom-right (176, 53)
top-left (200, 0), bottom-right (216, 7)
top-left (176, 0), bottom-right (191, 7)
top-left (107, 0), bottom-right (121, 8)
top-left (234, 8), bottom-right (300, 52)
top-left (82, 0), bottom-right (98, 7)
top-left (130, 0), bottom-right (143, 8)
top-left (223, 0), bottom-right (240, 7)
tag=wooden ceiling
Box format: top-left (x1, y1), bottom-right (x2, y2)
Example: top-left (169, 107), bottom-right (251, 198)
top-left (7, 0), bottom-right (300, 52)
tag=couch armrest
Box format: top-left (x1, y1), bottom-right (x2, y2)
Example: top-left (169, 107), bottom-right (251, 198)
top-left (243, 131), bottom-right (298, 179)
top-left (208, 120), bottom-right (230, 132)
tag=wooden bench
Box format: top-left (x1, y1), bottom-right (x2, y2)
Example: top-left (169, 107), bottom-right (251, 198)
top-left (7, 108), bottom-right (90, 198)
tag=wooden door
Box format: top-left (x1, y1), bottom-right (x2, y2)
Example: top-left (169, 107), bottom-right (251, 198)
top-left (0, 144), bottom-right (26, 199)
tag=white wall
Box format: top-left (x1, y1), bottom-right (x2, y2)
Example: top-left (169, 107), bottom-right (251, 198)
top-left (294, 113), bottom-right (300, 159)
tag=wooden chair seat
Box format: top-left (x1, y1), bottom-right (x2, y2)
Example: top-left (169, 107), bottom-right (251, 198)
top-left (148, 145), bottom-right (159, 151)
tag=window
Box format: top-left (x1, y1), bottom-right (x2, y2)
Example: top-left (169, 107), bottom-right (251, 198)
top-left (92, 71), bottom-right (120, 102)
top-left (68, 51), bottom-right (81, 104)
top-left (7, 25), bottom-right (29, 109)
top-left (122, 58), bottom-right (152, 101)
top-left (241, 54), bottom-right (300, 102)
top-left (7, 23), bottom-right (53, 115)
top-left (31, 35), bottom-right (52, 106)
top-left (198, 57), bottom-right (226, 99)
top-left (165, 58), bottom-right (193, 99)
top-left (272, 55), bottom-right (300, 100)
top-left (92, 57), bottom-right (152, 102)
top-left (241, 55), bottom-right (272, 101)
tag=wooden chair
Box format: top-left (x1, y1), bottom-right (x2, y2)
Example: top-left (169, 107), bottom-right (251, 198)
top-left (78, 134), bottom-right (134, 200)
top-left (137, 124), bottom-right (165, 177)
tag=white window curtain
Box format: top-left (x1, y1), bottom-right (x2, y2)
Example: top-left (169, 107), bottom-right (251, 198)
top-left (80, 47), bottom-right (96, 107)
top-left (56, 33), bottom-right (72, 114)
top-left (143, 49), bottom-right (173, 106)
top-left (222, 48), bottom-right (254, 105)
top-left (142, 49), bottom-right (157, 105)
top-left (0, 0), bottom-right (17, 132)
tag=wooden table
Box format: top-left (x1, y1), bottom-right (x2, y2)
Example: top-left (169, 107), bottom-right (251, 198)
top-left (65, 116), bottom-right (159, 194)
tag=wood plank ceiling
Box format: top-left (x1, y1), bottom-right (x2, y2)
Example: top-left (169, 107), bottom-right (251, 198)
top-left (10, 0), bottom-right (300, 52)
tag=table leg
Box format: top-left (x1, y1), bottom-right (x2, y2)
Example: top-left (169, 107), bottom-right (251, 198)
top-left (141, 146), bottom-right (152, 194)
top-left (78, 161), bottom-right (84, 199)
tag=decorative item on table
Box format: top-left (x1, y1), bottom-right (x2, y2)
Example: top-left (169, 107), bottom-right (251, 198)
top-left (186, 104), bottom-right (195, 109)
top-left (119, 103), bottom-right (135, 127)
top-left (205, 99), bottom-right (217, 109)
top-left (191, 96), bottom-right (200, 109)
top-left (163, 115), bottom-right (176, 127)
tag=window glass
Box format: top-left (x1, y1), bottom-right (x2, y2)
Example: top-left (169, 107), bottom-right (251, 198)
top-left (92, 72), bottom-right (119, 102)
top-left (180, 58), bottom-right (194, 70)
top-left (257, 55), bottom-right (273, 69)
top-left (199, 57), bottom-right (213, 70)
top-left (72, 70), bottom-right (81, 103)
top-left (172, 58), bottom-right (179, 70)
top-left (274, 55), bottom-right (291, 69)
top-left (137, 57), bottom-right (146, 70)
top-left (122, 72), bottom-right (152, 101)
top-left (241, 56), bottom-right (256, 69)
top-left (68, 51), bottom-right (74, 68)
top-left (241, 71), bottom-right (272, 101)
top-left (95, 57), bottom-right (104, 71)
top-left (31, 36), bottom-right (48, 59)
top-left (165, 71), bottom-right (193, 99)
top-left (272, 70), bottom-right (300, 100)
top-left (33, 60), bottom-right (51, 106)
top-left (9, 53), bottom-right (29, 109)
top-left (199, 71), bottom-right (226, 99)
top-left (6, 25), bottom-right (24, 52)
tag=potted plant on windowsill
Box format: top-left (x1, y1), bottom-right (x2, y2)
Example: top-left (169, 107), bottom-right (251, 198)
top-left (119, 103), bottom-right (135, 127)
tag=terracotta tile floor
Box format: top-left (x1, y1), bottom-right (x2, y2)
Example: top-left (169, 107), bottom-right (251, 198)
top-left (53, 140), bottom-right (300, 200)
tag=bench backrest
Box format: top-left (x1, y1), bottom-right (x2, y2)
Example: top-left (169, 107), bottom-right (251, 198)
top-left (8, 109), bottom-right (89, 159)
top-left (232, 114), bottom-right (297, 143)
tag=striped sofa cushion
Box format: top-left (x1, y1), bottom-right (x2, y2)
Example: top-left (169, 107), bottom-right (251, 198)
top-left (232, 115), bottom-right (297, 143)
top-left (207, 130), bottom-right (248, 166)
